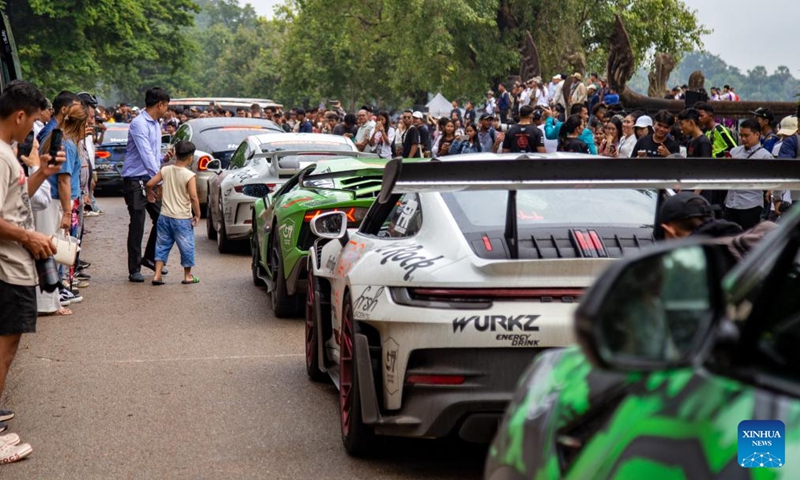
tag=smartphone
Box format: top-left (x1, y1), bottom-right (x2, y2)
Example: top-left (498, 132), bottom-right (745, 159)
top-left (48, 128), bottom-right (63, 166)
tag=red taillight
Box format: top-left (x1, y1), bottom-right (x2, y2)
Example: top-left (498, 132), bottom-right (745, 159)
top-left (482, 235), bottom-right (493, 252)
top-left (409, 288), bottom-right (584, 299)
top-left (95, 151), bottom-right (111, 159)
top-left (304, 207), bottom-right (365, 223)
top-left (588, 231), bottom-right (607, 257)
top-left (233, 185), bottom-right (243, 193)
top-left (406, 375), bottom-right (465, 385)
top-left (197, 155), bottom-right (211, 171)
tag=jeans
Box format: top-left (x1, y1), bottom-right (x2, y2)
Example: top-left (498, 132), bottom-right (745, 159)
top-left (123, 177), bottom-right (161, 274)
top-left (155, 216), bottom-right (195, 268)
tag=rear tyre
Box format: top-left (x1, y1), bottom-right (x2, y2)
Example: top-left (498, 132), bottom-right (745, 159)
top-left (206, 199), bottom-right (217, 241)
top-left (270, 242), bottom-right (302, 318)
top-left (339, 292), bottom-right (375, 456)
top-left (305, 269), bottom-right (327, 382)
top-left (217, 216), bottom-right (235, 254)
top-left (251, 223), bottom-right (266, 287)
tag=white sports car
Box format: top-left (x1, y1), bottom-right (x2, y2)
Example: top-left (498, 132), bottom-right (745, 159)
top-left (304, 154), bottom-right (704, 454)
top-left (207, 133), bottom-right (358, 253)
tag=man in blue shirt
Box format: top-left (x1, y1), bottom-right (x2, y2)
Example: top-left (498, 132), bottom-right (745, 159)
top-left (296, 108), bottom-right (313, 133)
top-left (122, 88), bottom-right (172, 282)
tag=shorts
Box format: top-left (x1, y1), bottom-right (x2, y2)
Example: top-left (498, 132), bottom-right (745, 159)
top-left (0, 278), bottom-right (37, 335)
top-left (155, 215), bottom-right (195, 268)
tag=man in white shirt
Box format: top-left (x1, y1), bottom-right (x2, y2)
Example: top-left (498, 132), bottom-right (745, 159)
top-left (484, 91), bottom-right (496, 115)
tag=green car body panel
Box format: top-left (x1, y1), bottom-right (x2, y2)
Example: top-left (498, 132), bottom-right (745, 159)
top-left (252, 157), bottom-right (421, 290)
top-left (488, 346), bottom-right (800, 479)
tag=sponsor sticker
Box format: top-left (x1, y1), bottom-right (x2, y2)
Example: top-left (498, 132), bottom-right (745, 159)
top-left (384, 337), bottom-right (400, 395)
top-left (280, 218), bottom-right (296, 247)
top-left (739, 420), bottom-right (785, 468)
top-left (452, 314), bottom-right (540, 333)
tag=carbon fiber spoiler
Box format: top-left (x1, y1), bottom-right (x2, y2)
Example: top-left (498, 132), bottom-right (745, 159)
top-left (377, 157), bottom-right (800, 204)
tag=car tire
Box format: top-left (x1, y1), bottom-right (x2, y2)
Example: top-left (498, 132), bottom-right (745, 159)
top-left (339, 291), bottom-right (376, 456)
top-left (251, 217), bottom-right (266, 287)
top-left (305, 269), bottom-right (327, 382)
top-left (206, 198), bottom-right (217, 241)
top-left (270, 242), bottom-right (302, 318)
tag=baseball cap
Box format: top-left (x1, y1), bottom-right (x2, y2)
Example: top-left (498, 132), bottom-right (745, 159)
top-left (633, 115), bottom-right (653, 128)
top-left (412, 111), bottom-right (423, 120)
top-left (777, 115), bottom-right (798, 136)
top-left (77, 91), bottom-right (98, 108)
top-left (479, 113), bottom-right (495, 121)
top-left (655, 193), bottom-right (714, 238)
top-left (750, 107), bottom-right (774, 122)
top-left (552, 74), bottom-right (562, 80)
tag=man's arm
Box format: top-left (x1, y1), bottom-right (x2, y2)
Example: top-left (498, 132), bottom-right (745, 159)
top-left (57, 174), bottom-right (72, 230)
top-left (544, 117), bottom-right (561, 140)
top-left (145, 170), bottom-right (164, 203)
top-left (580, 128), bottom-right (598, 155)
top-left (0, 218), bottom-right (56, 260)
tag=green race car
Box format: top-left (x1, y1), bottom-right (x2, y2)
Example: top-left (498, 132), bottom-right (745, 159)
top-left (247, 156), bottom-right (398, 317)
top-left (486, 215), bottom-right (800, 479)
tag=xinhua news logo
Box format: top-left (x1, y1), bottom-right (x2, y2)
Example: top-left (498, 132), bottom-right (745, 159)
top-left (738, 420), bottom-right (785, 468)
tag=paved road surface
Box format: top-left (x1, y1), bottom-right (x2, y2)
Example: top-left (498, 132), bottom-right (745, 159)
top-left (3, 197), bottom-right (486, 479)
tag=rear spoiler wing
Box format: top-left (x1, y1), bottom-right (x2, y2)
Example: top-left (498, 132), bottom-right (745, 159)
top-left (378, 157), bottom-right (800, 204)
top-left (253, 150), bottom-right (379, 177)
top-left (378, 157), bottom-right (800, 260)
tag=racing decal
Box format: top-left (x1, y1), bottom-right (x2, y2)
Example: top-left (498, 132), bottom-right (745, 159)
top-left (452, 315), bottom-right (540, 333)
top-left (383, 337), bottom-right (400, 395)
top-left (282, 196), bottom-right (313, 208)
top-left (280, 218), bottom-right (296, 247)
top-left (325, 254), bottom-right (337, 274)
top-left (392, 197), bottom-right (419, 235)
top-left (352, 286), bottom-right (383, 320)
top-left (336, 241), bottom-right (365, 276)
top-left (374, 244), bottom-right (444, 281)
top-left (495, 334), bottom-right (540, 347)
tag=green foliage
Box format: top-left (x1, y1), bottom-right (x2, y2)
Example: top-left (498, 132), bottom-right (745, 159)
top-left (629, 52), bottom-right (800, 102)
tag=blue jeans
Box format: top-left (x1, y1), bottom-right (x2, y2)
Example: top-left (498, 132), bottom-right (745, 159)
top-left (155, 216), bottom-right (195, 268)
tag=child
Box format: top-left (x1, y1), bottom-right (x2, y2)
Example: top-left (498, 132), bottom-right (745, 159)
top-left (145, 140), bottom-right (201, 285)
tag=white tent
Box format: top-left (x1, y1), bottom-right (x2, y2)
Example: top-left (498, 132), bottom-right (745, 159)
top-left (426, 92), bottom-right (452, 118)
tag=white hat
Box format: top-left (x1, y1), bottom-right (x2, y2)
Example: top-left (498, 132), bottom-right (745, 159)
top-left (552, 74), bottom-right (562, 80)
top-left (412, 111), bottom-right (423, 120)
top-left (777, 115), bottom-right (798, 136)
top-left (634, 116), bottom-right (653, 128)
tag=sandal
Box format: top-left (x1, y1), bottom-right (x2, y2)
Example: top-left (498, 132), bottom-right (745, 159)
top-left (181, 275), bottom-right (200, 284)
top-left (152, 279), bottom-right (165, 286)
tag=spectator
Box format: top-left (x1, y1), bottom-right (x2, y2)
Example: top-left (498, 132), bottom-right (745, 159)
top-left (354, 109), bottom-right (374, 152)
top-left (502, 105), bottom-right (545, 154)
top-left (633, 115), bottom-right (654, 139)
top-left (145, 140), bottom-right (200, 285)
top-left (413, 112), bottom-right (431, 156)
top-left (678, 108), bottom-right (712, 158)
top-left (450, 101), bottom-right (462, 125)
top-left (477, 113), bottom-right (500, 153)
top-left (250, 103), bottom-right (262, 118)
top-left (631, 110), bottom-right (680, 158)
top-left (570, 72), bottom-right (588, 106)
top-left (532, 78), bottom-right (548, 108)
top-left (451, 123), bottom-right (481, 154)
top-left (369, 111), bottom-right (395, 159)
top-left (463, 101), bottom-right (476, 126)
top-left (751, 108), bottom-right (778, 153)
top-left (400, 110), bottom-right (422, 158)
top-left (323, 112), bottom-right (339, 134)
top-left (296, 108), bottom-right (313, 133)
top-left (598, 116), bottom-right (623, 157)
top-left (121, 87), bottom-right (173, 283)
top-left (724, 119), bottom-right (773, 230)
top-left (497, 83), bottom-right (510, 123)
top-left (696, 102), bottom-right (736, 158)
top-left (432, 119), bottom-right (458, 157)
top-left (484, 90), bottom-right (496, 116)
top-left (771, 115), bottom-right (799, 218)
top-left (604, 87), bottom-right (620, 106)
top-left (264, 106), bottom-right (276, 122)
top-left (557, 114), bottom-right (589, 153)
top-left (532, 108), bottom-right (558, 153)
top-left (333, 113), bottom-right (358, 139)
top-left (235, 107), bottom-right (247, 118)
top-left (543, 103), bottom-right (597, 154)
top-left (33, 100), bottom-right (52, 138)
top-left (618, 114), bottom-right (637, 157)
top-left (0, 80), bottom-right (62, 463)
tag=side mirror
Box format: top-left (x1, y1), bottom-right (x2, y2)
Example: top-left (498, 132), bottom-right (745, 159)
top-left (310, 211), bottom-right (348, 240)
top-left (206, 159), bottom-right (221, 171)
top-left (575, 242), bottom-right (728, 372)
top-left (241, 183), bottom-right (272, 198)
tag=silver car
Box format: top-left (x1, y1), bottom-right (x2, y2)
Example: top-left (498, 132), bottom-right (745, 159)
top-left (207, 133), bottom-right (359, 253)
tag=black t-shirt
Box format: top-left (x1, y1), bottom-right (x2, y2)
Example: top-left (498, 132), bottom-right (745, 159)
top-left (418, 124), bottom-right (431, 151)
top-left (502, 123), bottom-right (545, 153)
top-left (560, 137), bottom-right (590, 154)
top-left (333, 123), bottom-right (358, 137)
top-left (686, 134), bottom-right (712, 158)
top-left (632, 134), bottom-right (680, 158)
top-left (402, 125), bottom-right (421, 157)
top-left (464, 109), bottom-right (476, 125)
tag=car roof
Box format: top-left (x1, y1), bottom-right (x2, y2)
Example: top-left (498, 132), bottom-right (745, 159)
top-left (182, 117), bottom-right (281, 131)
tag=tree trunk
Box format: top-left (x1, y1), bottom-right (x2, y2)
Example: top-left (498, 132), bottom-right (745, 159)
top-left (647, 53), bottom-right (676, 98)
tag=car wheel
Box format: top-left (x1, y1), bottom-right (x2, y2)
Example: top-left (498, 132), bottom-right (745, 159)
top-left (305, 269), bottom-right (327, 382)
top-left (340, 291), bottom-right (375, 456)
top-left (251, 218), bottom-right (266, 287)
top-left (206, 198), bottom-right (217, 241)
top-left (269, 242), bottom-right (301, 318)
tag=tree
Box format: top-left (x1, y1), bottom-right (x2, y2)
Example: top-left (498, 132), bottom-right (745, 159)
top-left (6, 0), bottom-right (198, 100)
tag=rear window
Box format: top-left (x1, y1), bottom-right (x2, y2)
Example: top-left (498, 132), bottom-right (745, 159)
top-left (197, 126), bottom-right (275, 152)
top-left (259, 142), bottom-right (354, 153)
top-left (102, 128), bottom-right (129, 144)
top-left (442, 189), bottom-right (657, 233)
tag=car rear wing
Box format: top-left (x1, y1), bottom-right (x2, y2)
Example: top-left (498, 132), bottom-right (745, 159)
top-left (378, 157), bottom-right (800, 259)
top-left (253, 150), bottom-right (379, 178)
top-left (379, 157), bottom-right (800, 202)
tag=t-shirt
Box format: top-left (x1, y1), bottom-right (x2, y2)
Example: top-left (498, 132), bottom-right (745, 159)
top-left (402, 125), bottom-right (421, 158)
top-left (160, 165), bottom-right (196, 219)
top-left (561, 137), bottom-right (590, 154)
top-left (502, 124), bottom-right (545, 153)
top-left (686, 134), bottom-right (712, 158)
top-left (332, 124), bottom-right (358, 137)
top-left (0, 140), bottom-right (36, 286)
top-left (464, 109), bottom-right (476, 125)
top-left (631, 134), bottom-right (680, 158)
top-left (418, 124), bottom-right (431, 152)
top-left (47, 139), bottom-right (81, 200)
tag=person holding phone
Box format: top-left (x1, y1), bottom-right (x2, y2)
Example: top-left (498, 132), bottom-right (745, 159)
top-left (631, 110), bottom-right (680, 158)
top-left (599, 117), bottom-right (623, 157)
top-left (369, 111), bottom-right (396, 159)
top-left (451, 123), bottom-right (482, 154)
top-left (432, 119), bottom-right (458, 157)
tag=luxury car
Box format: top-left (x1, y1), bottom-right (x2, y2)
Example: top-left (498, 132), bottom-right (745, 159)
top-left (94, 123), bottom-right (130, 192)
top-left (485, 159), bottom-right (800, 480)
top-left (167, 118), bottom-right (282, 212)
top-left (207, 133), bottom-right (358, 253)
top-left (248, 155), bottom-right (413, 317)
top-left (303, 156), bottom-right (692, 455)
top-left (169, 97), bottom-right (284, 115)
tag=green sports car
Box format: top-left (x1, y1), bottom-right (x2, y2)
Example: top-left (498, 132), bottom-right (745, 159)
top-left (486, 212), bottom-right (800, 479)
top-left (247, 156), bottom-right (398, 317)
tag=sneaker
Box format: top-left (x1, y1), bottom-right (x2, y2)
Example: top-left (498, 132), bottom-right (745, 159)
top-left (60, 290), bottom-right (83, 304)
top-left (84, 211), bottom-right (100, 217)
top-left (59, 293), bottom-right (71, 307)
top-left (75, 271), bottom-right (91, 280)
top-left (0, 433), bottom-right (19, 447)
top-left (78, 260), bottom-right (91, 269)
top-left (0, 423), bottom-right (6, 434)
top-left (129, 272), bottom-right (145, 283)
top-left (0, 411), bottom-right (13, 422)
top-left (0, 442), bottom-right (33, 464)
top-left (76, 280), bottom-right (90, 289)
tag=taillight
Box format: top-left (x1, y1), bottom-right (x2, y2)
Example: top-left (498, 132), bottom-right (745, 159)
top-left (197, 155), bottom-right (211, 171)
top-left (391, 287), bottom-right (584, 309)
top-left (303, 207), bottom-right (368, 224)
top-left (406, 375), bottom-right (465, 385)
top-left (95, 151), bottom-right (111, 159)
top-left (233, 185), bottom-right (243, 193)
